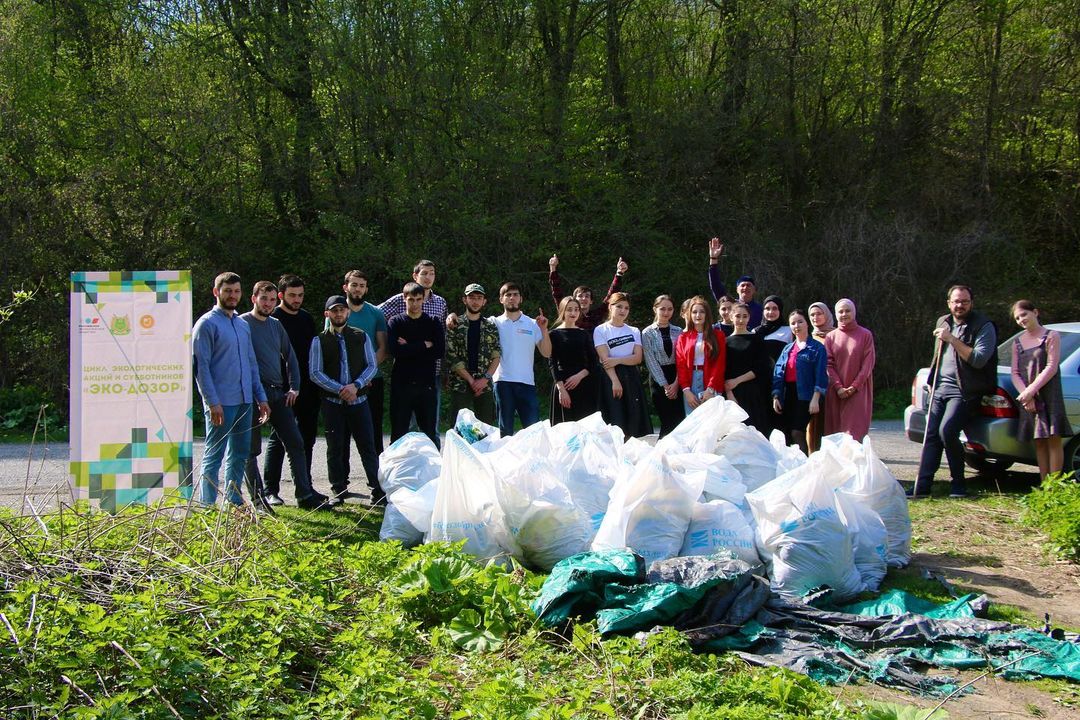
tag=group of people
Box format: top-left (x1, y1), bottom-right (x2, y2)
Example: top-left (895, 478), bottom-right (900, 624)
top-left (191, 241), bottom-right (1072, 511)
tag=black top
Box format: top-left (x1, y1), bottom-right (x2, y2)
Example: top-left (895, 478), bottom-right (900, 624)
top-left (271, 307), bottom-right (317, 387)
top-left (387, 313), bottom-right (446, 385)
top-left (467, 317), bottom-right (482, 373)
top-left (725, 332), bottom-right (770, 385)
top-left (549, 327), bottom-right (597, 381)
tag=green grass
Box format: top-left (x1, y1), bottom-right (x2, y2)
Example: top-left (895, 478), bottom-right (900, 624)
top-left (0, 503), bottom-right (909, 719)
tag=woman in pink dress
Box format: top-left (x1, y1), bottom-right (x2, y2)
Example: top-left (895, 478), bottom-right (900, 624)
top-left (824, 298), bottom-right (875, 440)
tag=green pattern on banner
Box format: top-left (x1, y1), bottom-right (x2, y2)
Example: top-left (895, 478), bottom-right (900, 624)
top-left (69, 270), bottom-right (192, 512)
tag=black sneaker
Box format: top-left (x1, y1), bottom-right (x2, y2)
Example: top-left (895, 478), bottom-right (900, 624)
top-left (334, 490), bottom-right (365, 502)
top-left (368, 487), bottom-right (387, 505)
top-left (298, 493), bottom-right (334, 511)
top-left (905, 486), bottom-right (931, 500)
top-left (264, 493), bottom-right (285, 507)
top-left (948, 485), bottom-right (969, 499)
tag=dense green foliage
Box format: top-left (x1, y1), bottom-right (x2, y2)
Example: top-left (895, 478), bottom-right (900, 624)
top-left (2, 0), bottom-right (1079, 415)
top-left (1022, 472), bottom-right (1080, 561)
top-left (0, 504), bottom-right (912, 718)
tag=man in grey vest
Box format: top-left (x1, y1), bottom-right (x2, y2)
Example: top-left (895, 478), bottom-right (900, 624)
top-left (310, 295), bottom-right (382, 504)
top-left (911, 285), bottom-right (998, 499)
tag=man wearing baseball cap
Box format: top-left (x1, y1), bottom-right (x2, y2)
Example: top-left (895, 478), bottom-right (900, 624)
top-left (446, 283), bottom-right (501, 426)
top-left (707, 237), bottom-right (763, 328)
top-left (309, 295), bottom-right (382, 504)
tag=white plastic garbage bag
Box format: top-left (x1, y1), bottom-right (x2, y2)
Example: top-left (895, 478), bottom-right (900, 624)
top-left (679, 499), bottom-right (760, 566)
top-left (378, 432), bottom-right (441, 495)
top-left (390, 482), bottom-right (439, 537)
top-left (667, 453), bottom-right (746, 504)
top-left (592, 449), bottom-right (705, 564)
top-left (715, 425), bottom-right (780, 492)
top-left (621, 436), bottom-right (654, 465)
top-left (496, 456), bottom-right (594, 570)
top-left (379, 501), bottom-right (424, 547)
top-left (658, 397), bottom-right (748, 454)
top-left (453, 408), bottom-right (500, 445)
top-left (836, 493), bottom-right (889, 592)
top-left (770, 429), bottom-right (808, 475)
top-left (747, 448), bottom-right (865, 601)
top-left (428, 432), bottom-right (518, 561)
top-left (548, 422), bottom-right (625, 531)
top-left (825, 434), bottom-right (913, 568)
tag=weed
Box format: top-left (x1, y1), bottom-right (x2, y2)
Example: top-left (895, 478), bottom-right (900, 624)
top-left (1021, 472), bottom-right (1080, 561)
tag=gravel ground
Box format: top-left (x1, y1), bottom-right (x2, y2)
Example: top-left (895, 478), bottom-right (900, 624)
top-left (0, 419), bottom-right (1037, 512)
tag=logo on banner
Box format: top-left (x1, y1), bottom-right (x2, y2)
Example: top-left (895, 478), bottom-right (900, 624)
top-left (139, 314), bottom-right (155, 332)
top-left (109, 314), bottom-right (132, 336)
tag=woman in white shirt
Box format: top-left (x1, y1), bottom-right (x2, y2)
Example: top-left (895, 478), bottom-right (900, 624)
top-left (594, 293), bottom-right (652, 437)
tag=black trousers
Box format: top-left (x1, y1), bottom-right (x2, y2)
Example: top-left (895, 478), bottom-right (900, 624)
top-left (322, 399), bottom-right (381, 496)
top-left (914, 393), bottom-right (979, 493)
top-left (650, 364), bottom-right (685, 438)
top-left (390, 380), bottom-right (439, 447)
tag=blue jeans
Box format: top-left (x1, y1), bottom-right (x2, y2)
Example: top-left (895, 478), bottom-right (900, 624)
top-left (247, 387), bottom-right (316, 500)
top-left (915, 392), bottom-right (979, 493)
top-left (683, 369), bottom-right (705, 415)
top-left (200, 403), bottom-right (253, 505)
top-left (494, 381), bottom-right (539, 437)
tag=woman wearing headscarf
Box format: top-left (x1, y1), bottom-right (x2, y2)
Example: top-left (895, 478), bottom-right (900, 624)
top-left (806, 301), bottom-right (835, 451)
top-left (824, 298), bottom-right (876, 441)
top-left (808, 302), bottom-right (834, 341)
top-left (753, 295), bottom-right (793, 432)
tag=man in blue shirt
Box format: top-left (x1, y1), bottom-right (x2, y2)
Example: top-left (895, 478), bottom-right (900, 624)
top-left (311, 295), bottom-right (382, 504)
top-left (192, 272), bottom-right (270, 506)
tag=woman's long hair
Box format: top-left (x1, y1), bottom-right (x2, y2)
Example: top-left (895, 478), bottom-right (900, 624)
top-left (553, 296), bottom-right (581, 329)
top-left (682, 295), bottom-right (719, 360)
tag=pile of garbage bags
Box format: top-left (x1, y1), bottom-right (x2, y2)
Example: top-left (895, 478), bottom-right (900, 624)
top-left (379, 398), bottom-right (912, 601)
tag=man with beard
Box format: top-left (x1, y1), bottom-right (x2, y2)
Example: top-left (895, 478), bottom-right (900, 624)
top-left (310, 295), bottom-right (382, 504)
top-left (706, 237), bottom-right (763, 329)
top-left (910, 285), bottom-right (998, 499)
top-left (241, 281), bottom-right (331, 510)
top-left (379, 259), bottom-right (448, 430)
top-left (491, 282), bottom-right (551, 436)
top-left (269, 274), bottom-right (320, 482)
top-left (340, 270), bottom-right (388, 453)
top-left (548, 254), bottom-right (626, 334)
top-left (387, 283), bottom-right (445, 445)
top-left (192, 272), bottom-right (270, 506)
top-left (445, 283), bottom-right (501, 426)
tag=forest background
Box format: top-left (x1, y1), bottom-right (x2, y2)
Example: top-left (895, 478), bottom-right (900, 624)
top-left (1, 0), bottom-right (1078, 422)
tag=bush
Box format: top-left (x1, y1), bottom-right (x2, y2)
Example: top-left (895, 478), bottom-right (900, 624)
top-left (1022, 472), bottom-right (1080, 561)
top-left (0, 384), bottom-right (63, 434)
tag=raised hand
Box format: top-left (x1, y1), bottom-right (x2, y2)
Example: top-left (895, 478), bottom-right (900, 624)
top-left (616, 257), bottom-right (628, 275)
top-left (709, 237), bottom-right (723, 262)
top-left (549, 253), bottom-right (559, 272)
top-left (536, 308), bottom-right (548, 330)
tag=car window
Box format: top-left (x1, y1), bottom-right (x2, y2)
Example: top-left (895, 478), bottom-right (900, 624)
top-left (998, 329), bottom-right (1080, 368)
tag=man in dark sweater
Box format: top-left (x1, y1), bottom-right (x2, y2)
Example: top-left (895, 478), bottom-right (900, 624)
top-left (548, 253), bottom-right (626, 333)
top-left (387, 282), bottom-right (446, 446)
top-left (241, 281), bottom-right (330, 510)
top-left (269, 274), bottom-right (320, 479)
top-left (310, 295), bottom-right (382, 504)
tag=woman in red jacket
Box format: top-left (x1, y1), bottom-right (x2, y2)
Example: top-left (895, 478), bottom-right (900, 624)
top-left (676, 296), bottom-right (727, 414)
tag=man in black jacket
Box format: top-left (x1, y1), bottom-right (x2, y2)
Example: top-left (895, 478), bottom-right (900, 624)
top-left (911, 285), bottom-right (998, 499)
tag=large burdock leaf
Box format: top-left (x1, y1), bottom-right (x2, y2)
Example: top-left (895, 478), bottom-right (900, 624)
top-left (448, 608), bottom-right (507, 651)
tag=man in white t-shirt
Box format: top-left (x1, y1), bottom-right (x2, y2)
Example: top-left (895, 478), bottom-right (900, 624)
top-left (491, 282), bottom-right (552, 436)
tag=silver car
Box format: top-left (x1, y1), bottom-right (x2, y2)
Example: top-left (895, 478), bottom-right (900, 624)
top-left (904, 323), bottom-right (1080, 474)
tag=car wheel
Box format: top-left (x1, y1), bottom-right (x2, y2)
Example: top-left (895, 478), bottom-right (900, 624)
top-left (1064, 436), bottom-right (1080, 475)
top-left (964, 454), bottom-right (1014, 476)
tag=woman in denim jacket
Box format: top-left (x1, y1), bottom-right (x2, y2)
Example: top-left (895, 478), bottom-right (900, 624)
top-left (772, 309), bottom-right (828, 454)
